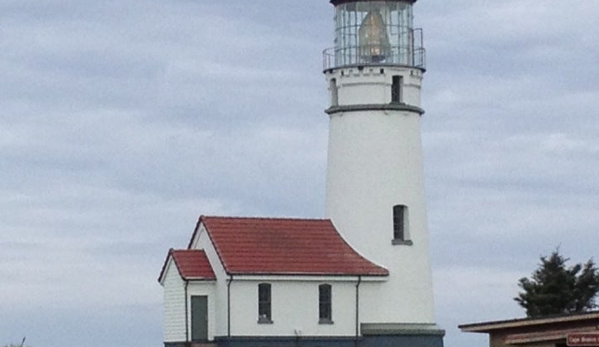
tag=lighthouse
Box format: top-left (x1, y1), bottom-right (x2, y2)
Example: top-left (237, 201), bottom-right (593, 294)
top-left (323, 0), bottom-right (443, 341)
top-left (159, 1), bottom-right (444, 346)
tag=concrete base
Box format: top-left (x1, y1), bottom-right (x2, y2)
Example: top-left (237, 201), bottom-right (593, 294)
top-left (165, 332), bottom-right (445, 347)
top-left (165, 343), bottom-right (218, 347)
top-left (166, 325), bottom-right (445, 347)
top-left (361, 323), bottom-right (445, 347)
top-left (362, 334), bottom-right (444, 347)
top-left (213, 336), bottom-right (356, 347)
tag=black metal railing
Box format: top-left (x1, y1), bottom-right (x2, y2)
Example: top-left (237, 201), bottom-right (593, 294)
top-left (323, 45), bottom-right (425, 70)
top-left (323, 28), bottom-right (425, 70)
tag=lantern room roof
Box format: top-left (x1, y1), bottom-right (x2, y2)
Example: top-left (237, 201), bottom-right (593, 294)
top-left (330, 0), bottom-right (417, 5)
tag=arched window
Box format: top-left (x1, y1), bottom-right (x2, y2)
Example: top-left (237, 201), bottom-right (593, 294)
top-left (319, 284), bottom-right (333, 323)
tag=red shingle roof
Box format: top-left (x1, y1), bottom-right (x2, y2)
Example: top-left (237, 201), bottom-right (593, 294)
top-left (158, 249), bottom-right (216, 283)
top-left (195, 216), bottom-right (388, 277)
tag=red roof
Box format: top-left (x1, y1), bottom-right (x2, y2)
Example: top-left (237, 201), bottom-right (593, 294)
top-left (158, 249), bottom-right (216, 283)
top-left (194, 216), bottom-right (388, 276)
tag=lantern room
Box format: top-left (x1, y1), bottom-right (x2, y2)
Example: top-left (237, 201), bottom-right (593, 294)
top-left (323, 0), bottom-right (425, 70)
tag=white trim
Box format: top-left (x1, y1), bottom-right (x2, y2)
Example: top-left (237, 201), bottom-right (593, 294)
top-left (159, 256), bottom-right (176, 286)
top-left (229, 275), bottom-right (386, 282)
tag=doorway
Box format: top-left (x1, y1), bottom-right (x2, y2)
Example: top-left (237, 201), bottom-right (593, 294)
top-left (191, 296), bottom-right (208, 341)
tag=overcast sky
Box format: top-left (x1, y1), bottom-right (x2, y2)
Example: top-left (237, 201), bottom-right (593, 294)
top-left (2, 0), bottom-right (599, 346)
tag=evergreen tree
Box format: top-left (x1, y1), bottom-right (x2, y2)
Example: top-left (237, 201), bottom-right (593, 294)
top-left (515, 250), bottom-right (599, 317)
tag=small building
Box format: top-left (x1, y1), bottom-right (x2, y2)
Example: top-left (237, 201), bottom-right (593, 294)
top-left (459, 311), bottom-right (599, 347)
top-left (158, 216), bottom-right (396, 347)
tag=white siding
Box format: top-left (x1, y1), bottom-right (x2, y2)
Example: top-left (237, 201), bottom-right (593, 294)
top-left (162, 259), bottom-right (187, 342)
top-left (193, 223), bottom-right (230, 338)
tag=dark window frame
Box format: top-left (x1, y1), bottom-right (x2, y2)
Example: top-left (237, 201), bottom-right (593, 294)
top-left (318, 284), bottom-right (333, 324)
top-left (330, 78), bottom-right (339, 106)
top-left (258, 283), bottom-right (273, 323)
top-left (392, 205), bottom-right (413, 245)
top-left (391, 75), bottom-right (402, 103)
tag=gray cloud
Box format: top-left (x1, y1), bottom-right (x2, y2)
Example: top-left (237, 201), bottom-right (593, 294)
top-left (2, 0), bottom-right (599, 346)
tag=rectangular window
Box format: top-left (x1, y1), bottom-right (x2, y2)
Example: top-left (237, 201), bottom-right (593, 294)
top-left (392, 205), bottom-right (411, 245)
top-left (330, 78), bottom-right (338, 106)
top-left (391, 75), bottom-right (402, 103)
top-left (258, 283), bottom-right (272, 323)
top-left (319, 284), bottom-right (332, 323)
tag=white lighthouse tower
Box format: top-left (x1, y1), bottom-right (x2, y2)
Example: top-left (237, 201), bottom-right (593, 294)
top-left (323, 0), bottom-right (444, 342)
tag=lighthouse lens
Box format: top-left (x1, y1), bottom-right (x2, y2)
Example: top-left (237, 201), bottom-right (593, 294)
top-left (358, 11), bottom-right (391, 63)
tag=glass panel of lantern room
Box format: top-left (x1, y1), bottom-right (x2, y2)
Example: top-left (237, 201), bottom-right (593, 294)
top-left (334, 1), bottom-right (414, 66)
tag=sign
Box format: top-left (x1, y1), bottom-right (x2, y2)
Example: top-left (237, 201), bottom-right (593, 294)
top-left (567, 333), bottom-right (599, 346)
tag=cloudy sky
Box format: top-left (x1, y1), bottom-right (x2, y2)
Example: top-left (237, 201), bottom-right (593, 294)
top-left (2, 0), bottom-right (599, 346)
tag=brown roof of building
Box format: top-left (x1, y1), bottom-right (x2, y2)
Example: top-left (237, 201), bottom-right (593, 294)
top-left (158, 249), bottom-right (216, 283)
top-left (193, 216), bottom-right (388, 277)
top-left (459, 311), bottom-right (599, 333)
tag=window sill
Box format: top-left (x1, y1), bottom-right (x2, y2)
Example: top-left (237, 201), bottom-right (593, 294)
top-left (319, 319), bottom-right (334, 325)
top-left (258, 318), bottom-right (273, 324)
top-left (392, 239), bottom-right (413, 246)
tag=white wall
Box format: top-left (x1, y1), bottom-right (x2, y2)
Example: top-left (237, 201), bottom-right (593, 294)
top-left (191, 223), bottom-right (230, 338)
top-left (229, 279), bottom-right (359, 337)
top-left (327, 66), bottom-right (423, 107)
top-left (162, 259), bottom-right (187, 342)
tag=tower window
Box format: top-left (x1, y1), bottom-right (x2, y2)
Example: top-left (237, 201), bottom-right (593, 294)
top-left (392, 205), bottom-right (412, 245)
top-left (391, 75), bottom-right (402, 103)
top-left (330, 78), bottom-right (338, 106)
top-left (319, 284), bottom-right (333, 323)
top-left (258, 283), bottom-right (272, 323)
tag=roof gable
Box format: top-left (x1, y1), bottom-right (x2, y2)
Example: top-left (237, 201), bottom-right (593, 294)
top-left (158, 249), bottom-right (216, 283)
top-left (196, 216), bottom-right (388, 277)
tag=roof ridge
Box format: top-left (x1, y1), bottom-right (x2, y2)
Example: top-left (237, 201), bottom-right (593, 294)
top-left (201, 215), bottom-right (331, 222)
top-left (172, 249), bottom-right (205, 252)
